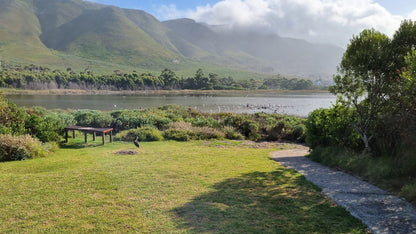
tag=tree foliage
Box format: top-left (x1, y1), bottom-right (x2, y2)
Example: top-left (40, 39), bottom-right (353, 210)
top-left (0, 64), bottom-right (316, 91)
top-left (317, 20), bottom-right (416, 156)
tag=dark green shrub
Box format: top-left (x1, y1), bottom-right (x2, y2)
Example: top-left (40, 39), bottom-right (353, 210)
top-left (291, 125), bottom-right (306, 142)
top-left (117, 127), bottom-right (163, 142)
top-left (72, 110), bottom-right (112, 128)
top-left (223, 126), bottom-right (244, 140)
top-left (110, 110), bottom-right (147, 132)
top-left (164, 122), bottom-right (224, 141)
top-left (305, 103), bottom-right (361, 150)
top-left (190, 117), bottom-right (219, 128)
top-left (0, 95), bottom-right (27, 135)
top-left (158, 105), bottom-right (191, 119)
top-left (239, 120), bottom-right (259, 140)
top-left (154, 117), bottom-right (173, 130)
top-left (194, 127), bottom-right (224, 140)
top-left (24, 108), bottom-right (75, 142)
top-left (164, 129), bottom-right (192, 141)
top-left (223, 114), bottom-right (246, 129)
top-left (400, 183), bottom-right (416, 203)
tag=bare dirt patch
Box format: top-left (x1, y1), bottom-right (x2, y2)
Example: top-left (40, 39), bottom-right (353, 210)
top-left (205, 140), bottom-right (308, 149)
top-left (114, 150), bottom-right (138, 155)
top-left (271, 148), bottom-right (309, 158)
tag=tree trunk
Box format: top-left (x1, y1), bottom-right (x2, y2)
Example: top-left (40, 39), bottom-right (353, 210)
top-left (353, 123), bottom-right (372, 152)
top-left (361, 133), bottom-right (371, 152)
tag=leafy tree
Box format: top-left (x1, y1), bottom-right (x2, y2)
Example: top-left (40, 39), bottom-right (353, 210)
top-left (159, 68), bottom-right (179, 89)
top-left (391, 20), bottom-right (416, 70)
top-left (330, 29), bottom-right (391, 151)
top-left (194, 68), bottom-right (212, 90)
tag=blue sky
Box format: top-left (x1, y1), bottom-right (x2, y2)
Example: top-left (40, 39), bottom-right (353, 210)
top-left (87, 0), bottom-right (416, 18)
top-left (85, 0), bottom-right (416, 47)
top-left (376, 0), bottom-right (416, 15)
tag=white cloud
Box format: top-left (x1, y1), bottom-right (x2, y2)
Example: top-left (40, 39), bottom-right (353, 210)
top-left (409, 10), bottom-right (416, 20)
top-left (182, 0), bottom-right (405, 47)
top-left (156, 4), bottom-right (187, 21)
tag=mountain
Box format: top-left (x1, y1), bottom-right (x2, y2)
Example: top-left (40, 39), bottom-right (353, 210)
top-left (0, 0), bottom-right (344, 79)
top-left (163, 18), bottom-right (343, 78)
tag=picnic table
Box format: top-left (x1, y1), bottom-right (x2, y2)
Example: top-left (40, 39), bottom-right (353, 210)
top-left (64, 126), bottom-right (113, 145)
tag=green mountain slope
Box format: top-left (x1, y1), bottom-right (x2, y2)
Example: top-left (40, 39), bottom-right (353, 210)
top-left (0, 0), bottom-right (344, 79)
top-left (0, 0), bottom-right (59, 63)
top-left (39, 6), bottom-right (179, 68)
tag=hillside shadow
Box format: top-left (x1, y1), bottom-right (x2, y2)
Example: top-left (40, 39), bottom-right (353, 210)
top-left (172, 171), bottom-right (365, 233)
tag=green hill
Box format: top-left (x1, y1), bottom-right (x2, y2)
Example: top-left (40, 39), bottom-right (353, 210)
top-left (0, 0), bottom-right (344, 79)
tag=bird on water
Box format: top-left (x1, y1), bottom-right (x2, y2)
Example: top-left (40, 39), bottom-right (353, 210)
top-left (134, 136), bottom-right (140, 148)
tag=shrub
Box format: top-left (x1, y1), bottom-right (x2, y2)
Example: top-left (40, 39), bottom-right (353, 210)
top-left (291, 125), bottom-right (306, 142)
top-left (164, 122), bottom-right (224, 141)
top-left (72, 110), bottom-right (112, 128)
top-left (305, 103), bottom-right (361, 150)
top-left (154, 117), bottom-right (172, 130)
top-left (190, 117), bottom-right (219, 128)
top-left (24, 108), bottom-right (75, 143)
top-left (164, 129), bottom-right (192, 141)
top-left (0, 134), bottom-right (54, 162)
top-left (194, 126), bottom-right (224, 140)
top-left (400, 182), bottom-right (416, 203)
top-left (223, 126), bottom-right (244, 140)
top-left (0, 95), bottom-right (27, 135)
top-left (117, 127), bottom-right (163, 142)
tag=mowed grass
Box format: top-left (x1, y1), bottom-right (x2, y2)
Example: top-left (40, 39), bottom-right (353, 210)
top-left (0, 139), bottom-right (367, 233)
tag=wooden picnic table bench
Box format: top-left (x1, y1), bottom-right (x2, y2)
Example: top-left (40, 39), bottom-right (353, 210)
top-left (64, 126), bottom-right (113, 145)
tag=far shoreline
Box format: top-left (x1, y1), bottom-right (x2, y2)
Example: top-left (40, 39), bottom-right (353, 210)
top-left (1, 88), bottom-right (330, 96)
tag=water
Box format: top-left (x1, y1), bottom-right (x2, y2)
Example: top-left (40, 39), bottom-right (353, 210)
top-left (6, 92), bottom-right (336, 117)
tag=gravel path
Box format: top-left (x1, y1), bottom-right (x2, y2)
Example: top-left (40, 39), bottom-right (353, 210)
top-left (271, 149), bottom-right (416, 234)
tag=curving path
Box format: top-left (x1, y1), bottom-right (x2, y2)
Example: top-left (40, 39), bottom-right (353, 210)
top-left (271, 149), bottom-right (416, 234)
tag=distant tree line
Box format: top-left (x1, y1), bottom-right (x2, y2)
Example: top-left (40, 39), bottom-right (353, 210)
top-left (0, 64), bottom-right (314, 91)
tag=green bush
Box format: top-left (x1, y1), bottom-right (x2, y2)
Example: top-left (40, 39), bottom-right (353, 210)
top-left (117, 127), bottom-right (164, 142)
top-left (164, 129), bottom-right (192, 141)
top-left (223, 126), bottom-right (244, 140)
top-left (154, 117), bottom-right (173, 130)
top-left (72, 110), bottom-right (112, 128)
top-left (292, 125), bottom-right (306, 142)
top-left (24, 108), bottom-right (75, 142)
top-left (0, 134), bottom-right (55, 162)
top-left (400, 182), bottom-right (416, 203)
top-left (0, 95), bottom-right (27, 135)
top-left (190, 117), bottom-right (219, 128)
top-left (164, 122), bottom-right (224, 141)
top-left (305, 103), bottom-right (361, 150)
top-left (194, 127), bottom-right (224, 140)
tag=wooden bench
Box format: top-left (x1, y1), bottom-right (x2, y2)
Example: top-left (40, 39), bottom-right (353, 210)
top-left (64, 126), bottom-right (113, 145)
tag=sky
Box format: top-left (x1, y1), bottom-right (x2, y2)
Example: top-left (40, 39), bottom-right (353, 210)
top-left (86, 0), bottom-right (416, 47)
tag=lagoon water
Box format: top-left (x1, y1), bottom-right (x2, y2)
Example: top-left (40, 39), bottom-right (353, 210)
top-left (6, 92), bottom-right (336, 117)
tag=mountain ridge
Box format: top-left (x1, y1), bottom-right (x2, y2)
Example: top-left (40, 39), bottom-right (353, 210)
top-left (0, 0), bottom-right (343, 79)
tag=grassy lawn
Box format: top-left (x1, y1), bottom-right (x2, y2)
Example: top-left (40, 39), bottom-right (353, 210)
top-left (0, 139), bottom-right (367, 233)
